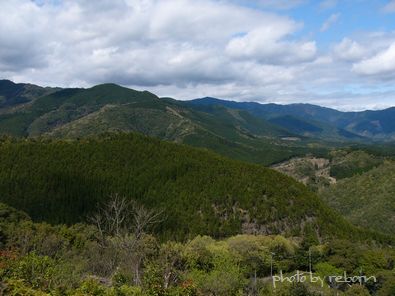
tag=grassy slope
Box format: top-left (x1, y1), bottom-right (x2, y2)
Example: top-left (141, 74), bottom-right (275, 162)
top-left (0, 133), bottom-right (380, 243)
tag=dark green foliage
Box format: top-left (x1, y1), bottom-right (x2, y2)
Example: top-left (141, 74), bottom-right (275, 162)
top-left (344, 285), bottom-right (370, 295)
top-left (351, 107), bottom-right (395, 136)
top-left (0, 133), bottom-right (376, 242)
top-left (0, 80), bottom-right (56, 107)
top-left (0, 202), bottom-right (30, 224)
top-left (329, 150), bottom-right (383, 179)
top-left (269, 115), bottom-right (323, 134)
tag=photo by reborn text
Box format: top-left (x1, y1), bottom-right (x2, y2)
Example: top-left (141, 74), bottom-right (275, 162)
top-left (1, 0), bottom-right (395, 295)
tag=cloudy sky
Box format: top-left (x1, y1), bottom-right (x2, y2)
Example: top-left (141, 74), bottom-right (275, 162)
top-left (1, 0), bottom-right (395, 110)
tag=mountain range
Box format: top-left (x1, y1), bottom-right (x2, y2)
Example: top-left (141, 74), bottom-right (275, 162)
top-left (1, 79), bottom-right (395, 167)
top-left (2, 79), bottom-right (395, 141)
top-left (1, 79), bottom-right (395, 295)
top-left (187, 97), bottom-right (395, 141)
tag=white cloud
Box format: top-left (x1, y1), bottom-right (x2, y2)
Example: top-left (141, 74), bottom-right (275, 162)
top-left (334, 38), bottom-right (367, 61)
top-left (320, 13), bottom-right (340, 32)
top-left (227, 0), bottom-right (306, 10)
top-left (226, 22), bottom-right (317, 64)
top-left (1, 0), bottom-right (395, 110)
top-left (0, 0), bottom-right (315, 88)
top-left (353, 43), bottom-right (395, 76)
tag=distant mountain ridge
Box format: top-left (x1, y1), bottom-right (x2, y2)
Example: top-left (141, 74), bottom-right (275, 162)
top-left (188, 97), bottom-right (395, 140)
top-left (0, 79), bottom-right (394, 167)
top-left (0, 79), bottom-right (58, 108)
top-left (0, 80), bottom-right (325, 165)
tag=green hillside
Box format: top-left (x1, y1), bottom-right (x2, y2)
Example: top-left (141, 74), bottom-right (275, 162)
top-left (328, 150), bottom-right (384, 179)
top-left (320, 160), bottom-right (395, 235)
top-left (0, 133), bottom-right (381, 242)
top-left (0, 79), bottom-right (57, 108)
top-left (187, 98), bottom-right (395, 141)
top-left (270, 150), bottom-right (395, 235)
top-left (0, 81), bottom-right (326, 165)
top-left (187, 99), bottom-right (367, 141)
top-left (271, 149), bottom-right (385, 188)
top-left (0, 84), bottom-right (159, 137)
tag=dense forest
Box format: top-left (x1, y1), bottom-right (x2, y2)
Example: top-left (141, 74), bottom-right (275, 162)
top-left (0, 133), bottom-right (381, 243)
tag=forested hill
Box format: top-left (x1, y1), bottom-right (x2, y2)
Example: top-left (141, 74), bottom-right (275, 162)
top-left (0, 80), bottom-right (322, 166)
top-left (0, 79), bottom-right (57, 107)
top-left (188, 97), bottom-right (395, 141)
top-left (0, 133), bottom-right (388, 243)
top-left (320, 159), bottom-right (395, 235)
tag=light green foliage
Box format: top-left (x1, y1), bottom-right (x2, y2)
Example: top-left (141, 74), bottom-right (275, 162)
top-left (273, 150), bottom-right (395, 237)
top-left (1, 204), bottom-right (393, 295)
top-left (1, 219), bottom-right (394, 296)
top-left (314, 262), bottom-right (342, 278)
top-left (2, 279), bottom-right (50, 296)
top-left (7, 253), bottom-right (57, 291)
top-left (185, 255), bottom-right (245, 296)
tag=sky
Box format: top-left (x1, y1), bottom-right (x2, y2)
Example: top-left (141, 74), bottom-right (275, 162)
top-left (1, 0), bottom-right (395, 110)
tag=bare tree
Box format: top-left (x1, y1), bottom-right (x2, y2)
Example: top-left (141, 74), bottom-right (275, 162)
top-left (132, 202), bottom-right (163, 240)
top-left (89, 193), bottom-right (163, 285)
top-left (91, 193), bottom-right (163, 237)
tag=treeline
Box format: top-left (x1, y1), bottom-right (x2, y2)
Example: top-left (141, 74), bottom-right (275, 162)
top-left (0, 133), bottom-right (388, 243)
